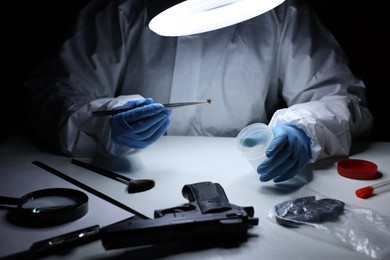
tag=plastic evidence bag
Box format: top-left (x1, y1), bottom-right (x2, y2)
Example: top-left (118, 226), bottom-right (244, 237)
top-left (267, 186), bottom-right (390, 259)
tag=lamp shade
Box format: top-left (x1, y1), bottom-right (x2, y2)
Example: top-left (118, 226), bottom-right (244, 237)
top-left (149, 0), bottom-right (286, 36)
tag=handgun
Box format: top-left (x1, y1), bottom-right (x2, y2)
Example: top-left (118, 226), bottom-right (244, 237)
top-left (100, 181), bottom-right (259, 249)
top-left (28, 181), bottom-right (259, 257)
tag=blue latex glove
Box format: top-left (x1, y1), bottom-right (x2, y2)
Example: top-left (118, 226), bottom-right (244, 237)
top-left (110, 98), bottom-right (172, 149)
top-left (257, 125), bottom-right (312, 183)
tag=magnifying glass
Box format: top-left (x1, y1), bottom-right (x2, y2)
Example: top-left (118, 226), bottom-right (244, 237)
top-left (0, 188), bottom-right (88, 226)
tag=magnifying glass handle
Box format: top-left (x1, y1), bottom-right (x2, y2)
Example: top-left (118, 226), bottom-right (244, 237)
top-left (30, 225), bottom-right (101, 256)
top-left (0, 196), bottom-right (19, 205)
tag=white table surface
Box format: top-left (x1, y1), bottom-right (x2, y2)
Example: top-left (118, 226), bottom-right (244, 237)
top-left (0, 134), bottom-right (389, 260)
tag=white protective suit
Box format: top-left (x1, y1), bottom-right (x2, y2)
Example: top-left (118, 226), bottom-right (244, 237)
top-left (25, 0), bottom-right (373, 159)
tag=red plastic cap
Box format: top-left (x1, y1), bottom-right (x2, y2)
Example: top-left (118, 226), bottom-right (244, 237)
top-left (337, 159), bottom-right (378, 180)
top-left (355, 186), bottom-right (374, 199)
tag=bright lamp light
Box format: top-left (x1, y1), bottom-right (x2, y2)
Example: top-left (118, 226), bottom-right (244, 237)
top-left (149, 0), bottom-right (286, 36)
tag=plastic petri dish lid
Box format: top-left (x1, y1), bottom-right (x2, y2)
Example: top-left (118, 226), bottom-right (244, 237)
top-left (337, 159), bottom-right (378, 180)
top-left (236, 123), bottom-right (273, 160)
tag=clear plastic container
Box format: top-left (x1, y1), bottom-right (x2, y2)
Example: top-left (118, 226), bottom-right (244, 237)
top-left (236, 123), bottom-right (274, 170)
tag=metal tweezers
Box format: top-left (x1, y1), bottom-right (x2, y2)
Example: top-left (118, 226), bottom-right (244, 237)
top-left (92, 99), bottom-right (211, 117)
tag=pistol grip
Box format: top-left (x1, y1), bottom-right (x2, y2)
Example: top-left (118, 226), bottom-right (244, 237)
top-left (182, 182), bottom-right (232, 213)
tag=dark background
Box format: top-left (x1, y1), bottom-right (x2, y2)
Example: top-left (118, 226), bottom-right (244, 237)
top-left (1, 0), bottom-right (388, 144)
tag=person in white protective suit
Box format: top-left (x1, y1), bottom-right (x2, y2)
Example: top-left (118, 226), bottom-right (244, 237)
top-left (25, 0), bottom-right (373, 183)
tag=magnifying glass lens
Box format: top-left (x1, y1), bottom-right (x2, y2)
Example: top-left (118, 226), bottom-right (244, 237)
top-left (22, 196), bottom-right (80, 213)
top-left (16, 188), bottom-right (89, 225)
